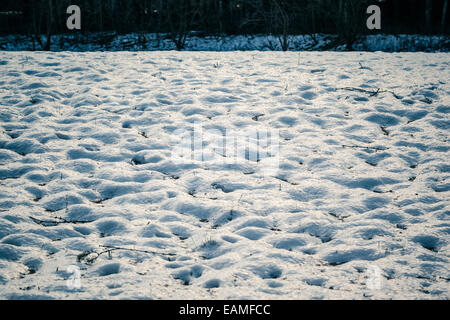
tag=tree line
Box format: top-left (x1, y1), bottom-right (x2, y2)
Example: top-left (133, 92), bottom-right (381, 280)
top-left (0, 0), bottom-right (448, 50)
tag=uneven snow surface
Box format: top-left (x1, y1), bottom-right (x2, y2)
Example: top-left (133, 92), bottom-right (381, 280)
top-left (0, 51), bottom-right (448, 299)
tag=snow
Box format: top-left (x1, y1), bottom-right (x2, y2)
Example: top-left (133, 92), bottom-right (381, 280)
top-left (0, 51), bottom-right (449, 299)
top-left (0, 33), bottom-right (449, 52)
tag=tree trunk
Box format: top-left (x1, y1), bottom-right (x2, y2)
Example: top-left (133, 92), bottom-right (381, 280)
top-left (99, 0), bottom-right (103, 32)
top-left (442, 0), bottom-right (449, 33)
top-left (393, 0), bottom-right (401, 33)
top-left (425, 0), bottom-right (432, 33)
top-left (218, 0), bottom-right (223, 34)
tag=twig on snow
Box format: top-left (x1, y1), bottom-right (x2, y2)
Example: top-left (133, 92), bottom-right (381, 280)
top-left (29, 216), bottom-right (93, 227)
top-left (337, 87), bottom-right (402, 99)
top-left (77, 245), bottom-right (176, 264)
top-left (341, 145), bottom-right (387, 151)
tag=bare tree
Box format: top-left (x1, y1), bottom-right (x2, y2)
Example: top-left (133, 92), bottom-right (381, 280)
top-left (271, 0), bottom-right (290, 51)
top-left (31, 0), bottom-right (55, 50)
top-left (334, 0), bottom-right (370, 50)
top-left (425, 0), bottom-right (432, 33)
top-left (246, 0), bottom-right (291, 51)
top-left (165, 0), bottom-right (199, 50)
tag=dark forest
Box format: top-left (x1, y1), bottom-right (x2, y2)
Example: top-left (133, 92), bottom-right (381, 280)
top-left (0, 0), bottom-right (448, 50)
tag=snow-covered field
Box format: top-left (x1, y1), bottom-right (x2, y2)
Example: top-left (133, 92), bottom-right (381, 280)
top-left (0, 51), bottom-right (448, 299)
